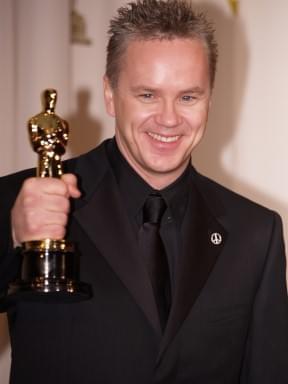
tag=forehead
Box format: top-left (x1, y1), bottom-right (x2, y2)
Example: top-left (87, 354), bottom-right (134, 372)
top-left (118, 38), bottom-right (210, 89)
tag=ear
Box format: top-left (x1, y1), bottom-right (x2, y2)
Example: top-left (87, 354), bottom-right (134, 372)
top-left (103, 75), bottom-right (115, 117)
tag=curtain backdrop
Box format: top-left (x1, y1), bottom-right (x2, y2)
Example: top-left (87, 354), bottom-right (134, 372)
top-left (0, 0), bottom-right (71, 381)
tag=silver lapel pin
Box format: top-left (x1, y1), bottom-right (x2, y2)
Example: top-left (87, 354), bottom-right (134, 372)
top-left (210, 232), bottom-right (222, 245)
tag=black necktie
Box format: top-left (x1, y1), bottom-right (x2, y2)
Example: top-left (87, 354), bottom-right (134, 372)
top-left (139, 193), bottom-right (171, 330)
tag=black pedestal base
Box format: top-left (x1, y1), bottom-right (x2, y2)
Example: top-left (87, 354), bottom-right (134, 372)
top-left (7, 240), bottom-right (92, 304)
top-left (8, 279), bottom-right (92, 303)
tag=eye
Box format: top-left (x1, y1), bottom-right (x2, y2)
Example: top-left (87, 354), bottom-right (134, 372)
top-left (181, 94), bottom-right (197, 103)
top-left (137, 92), bottom-right (156, 103)
top-left (139, 93), bottom-right (153, 99)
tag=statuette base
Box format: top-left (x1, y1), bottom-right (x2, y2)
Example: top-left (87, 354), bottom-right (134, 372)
top-left (8, 240), bottom-right (92, 303)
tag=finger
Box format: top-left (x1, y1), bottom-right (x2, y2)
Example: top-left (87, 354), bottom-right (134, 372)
top-left (13, 210), bottom-right (69, 243)
top-left (19, 224), bottom-right (67, 242)
top-left (24, 210), bottom-right (68, 232)
top-left (22, 177), bottom-right (69, 198)
top-left (62, 173), bottom-right (81, 198)
top-left (22, 194), bottom-right (70, 215)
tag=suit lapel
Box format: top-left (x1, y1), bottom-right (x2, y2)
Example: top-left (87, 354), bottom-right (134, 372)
top-left (69, 145), bottom-right (228, 356)
top-left (72, 146), bottom-right (162, 337)
top-left (158, 173), bottom-right (228, 360)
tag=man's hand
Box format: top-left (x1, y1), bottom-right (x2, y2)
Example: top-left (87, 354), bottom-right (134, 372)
top-left (11, 174), bottom-right (81, 245)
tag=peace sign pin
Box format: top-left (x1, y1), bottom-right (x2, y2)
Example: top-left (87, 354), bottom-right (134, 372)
top-left (210, 232), bottom-right (222, 245)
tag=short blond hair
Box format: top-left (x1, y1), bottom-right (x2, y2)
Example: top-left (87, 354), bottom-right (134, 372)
top-left (106, 0), bottom-right (218, 88)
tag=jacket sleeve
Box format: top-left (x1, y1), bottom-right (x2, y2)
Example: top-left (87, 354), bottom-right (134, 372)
top-left (0, 170), bottom-right (33, 311)
top-left (240, 212), bottom-right (288, 383)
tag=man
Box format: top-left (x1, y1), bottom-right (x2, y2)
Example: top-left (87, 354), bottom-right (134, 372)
top-left (0, 0), bottom-right (287, 383)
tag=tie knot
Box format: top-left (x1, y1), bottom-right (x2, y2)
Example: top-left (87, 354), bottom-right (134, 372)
top-left (143, 193), bottom-right (166, 225)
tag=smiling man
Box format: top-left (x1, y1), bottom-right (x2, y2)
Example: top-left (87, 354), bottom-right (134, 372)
top-left (0, 1), bottom-right (288, 383)
top-left (104, 38), bottom-right (211, 189)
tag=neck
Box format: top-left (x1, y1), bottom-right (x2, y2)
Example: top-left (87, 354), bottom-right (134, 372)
top-left (140, 165), bottom-right (190, 190)
top-left (115, 137), bottom-right (190, 190)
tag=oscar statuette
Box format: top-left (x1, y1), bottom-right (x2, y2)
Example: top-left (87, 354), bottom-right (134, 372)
top-left (8, 89), bottom-right (91, 302)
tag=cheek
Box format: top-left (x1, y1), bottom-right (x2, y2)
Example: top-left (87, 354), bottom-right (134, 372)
top-left (115, 107), bottom-right (147, 145)
top-left (123, 106), bottom-right (156, 134)
top-left (184, 109), bottom-right (208, 132)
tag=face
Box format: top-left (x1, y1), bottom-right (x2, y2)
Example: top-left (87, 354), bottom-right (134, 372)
top-left (104, 38), bottom-right (211, 189)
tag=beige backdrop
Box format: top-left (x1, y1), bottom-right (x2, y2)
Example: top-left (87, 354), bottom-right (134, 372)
top-left (1, 0), bottom-right (287, 382)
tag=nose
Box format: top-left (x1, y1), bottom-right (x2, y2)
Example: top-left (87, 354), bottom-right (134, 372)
top-left (155, 100), bottom-right (182, 127)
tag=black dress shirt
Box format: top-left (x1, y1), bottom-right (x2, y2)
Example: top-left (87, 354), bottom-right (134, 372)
top-left (106, 138), bottom-right (191, 298)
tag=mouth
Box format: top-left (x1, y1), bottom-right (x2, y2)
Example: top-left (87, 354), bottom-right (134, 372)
top-left (147, 132), bottom-right (180, 143)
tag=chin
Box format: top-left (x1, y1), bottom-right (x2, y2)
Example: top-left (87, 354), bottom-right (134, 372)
top-left (150, 154), bottom-right (186, 169)
top-left (145, 161), bottom-right (185, 176)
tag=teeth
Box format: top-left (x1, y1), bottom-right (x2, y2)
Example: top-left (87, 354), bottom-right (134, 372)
top-left (148, 132), bottom-right (180, 143)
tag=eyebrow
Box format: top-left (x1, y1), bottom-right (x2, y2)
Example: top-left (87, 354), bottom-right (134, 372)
top-left (130, 86), bottom-right (155, 93)
top-left (181, 87), bottom-right (205, 94)
top-left (130, 86), bottom-right (205, 94)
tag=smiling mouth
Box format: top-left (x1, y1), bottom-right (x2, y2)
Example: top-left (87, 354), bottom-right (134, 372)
top-left (148, 132), bottom-right (180, 143)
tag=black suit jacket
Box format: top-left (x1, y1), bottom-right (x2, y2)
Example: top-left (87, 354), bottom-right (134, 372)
top-left (1, 139), bottom-right (288, 383)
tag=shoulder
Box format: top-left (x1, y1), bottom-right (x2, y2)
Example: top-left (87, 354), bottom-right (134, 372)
top-left (192, 170), bottom-right (286, 271)
top-left (192, 168), bottom-right (282, 230)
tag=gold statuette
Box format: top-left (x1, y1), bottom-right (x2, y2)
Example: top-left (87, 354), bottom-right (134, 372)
top-left (8, 89), bottom-right (91, 302)
top-left (28, 89), bottom-right (68, 178)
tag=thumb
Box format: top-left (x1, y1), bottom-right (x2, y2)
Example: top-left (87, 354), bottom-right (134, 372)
top-left (62, 173), bottom-right (81, 198)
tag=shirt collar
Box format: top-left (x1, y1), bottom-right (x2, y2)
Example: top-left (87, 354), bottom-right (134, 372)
top-left (106, 138), bottom-right (191, 229)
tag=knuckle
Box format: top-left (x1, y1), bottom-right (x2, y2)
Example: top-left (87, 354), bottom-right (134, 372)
top-left (22, 178), bottom-right (39, 194)
top-left (22, 177), bottom-right (34, 190)
top-left (62, 198), bottom-right (70, 214)
top-left (22, 195), bottom-right (35, 209)
top-left (56, 177), bottom-right (69, 191)
top-left (56, 212), bottom-right (68, 227)
top-left (51, 226), bottom-right (66, 239)
top-left (25, 215), bottom-right (39, 234)
top-left (62, 173), bottom-right (75, 183)
top-left (62, 213), bottom-right (69, 226)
